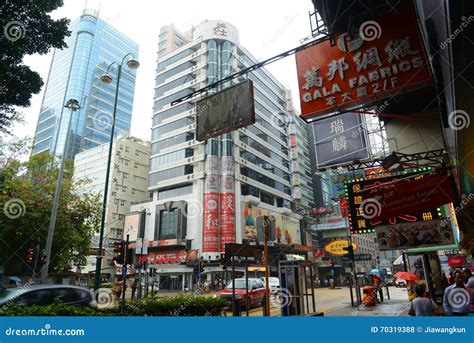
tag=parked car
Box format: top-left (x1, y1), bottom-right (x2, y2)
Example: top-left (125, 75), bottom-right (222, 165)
top-left (395, 278), bottom-right (406, 288)
top-left (216, 278), bottom-right (265, 308)
top-left (0, 285), bottom-right (97, 308)
top-left (260, 277), bottom-right (280, 292)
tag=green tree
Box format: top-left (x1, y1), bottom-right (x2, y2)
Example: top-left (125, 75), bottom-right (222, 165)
top-left (0, 153), bottom-right (101, 275)
top-left (0, 0), bottom-right (70, 133)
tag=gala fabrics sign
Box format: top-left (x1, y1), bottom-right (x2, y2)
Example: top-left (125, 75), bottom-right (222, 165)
top-left (295, 2), bottom-right (431, 119)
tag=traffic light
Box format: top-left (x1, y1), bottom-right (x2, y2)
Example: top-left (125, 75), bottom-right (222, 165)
top-left (342, 245), bottom-right (354, 260)
top-left (26, 248), bottom-right (34, 263)
top-left (328, 259), bottom-right (334, 267)
top-left (113, 241), bottom-right (125, 264)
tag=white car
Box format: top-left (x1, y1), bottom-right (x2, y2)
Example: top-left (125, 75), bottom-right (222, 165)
top-left (260, 277), bottom-right (280, 292)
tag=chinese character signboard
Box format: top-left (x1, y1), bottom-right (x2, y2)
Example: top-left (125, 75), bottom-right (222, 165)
top-left (311, 112), bottom-right (368, 168)
top-left (324, 239), bottom-right (358, 256)
top-left (345, 169), bottom-right (453, 234)
top-left (295, 2), bottom-right (431, 120)
top-left (330, 170), bottom-right (365, 199)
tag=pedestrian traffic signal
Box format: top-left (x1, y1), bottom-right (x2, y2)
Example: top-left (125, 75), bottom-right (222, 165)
top-left (342, 245), bottom-right (354, 260)
top-left (113, 241), bottom-right (125, 264)
top-left (26, 248), bottom-right (34, 263)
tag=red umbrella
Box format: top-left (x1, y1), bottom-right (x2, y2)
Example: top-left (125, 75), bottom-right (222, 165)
top-left (394, 271), bottom-right (421, 281)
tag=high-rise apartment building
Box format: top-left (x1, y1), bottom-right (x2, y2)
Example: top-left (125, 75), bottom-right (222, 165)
top-left (31, 9), bottom-right (139, 160)
top-left (130, 20), bottom-right (308, 290)
top-left (74, 135), bottom-right (150, 277)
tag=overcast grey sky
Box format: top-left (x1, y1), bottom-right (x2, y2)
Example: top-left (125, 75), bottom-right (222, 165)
top-left (16, 0), bottom-right (313, 141)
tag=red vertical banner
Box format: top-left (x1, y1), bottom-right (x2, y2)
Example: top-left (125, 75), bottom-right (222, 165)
top-left (220, 157), bottom-right (235, 251)
top-left (203, 156), bottom-right (219, 253)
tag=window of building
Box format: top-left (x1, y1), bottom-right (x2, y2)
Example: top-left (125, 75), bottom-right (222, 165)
top-left (120, 200), bottom-right (125, 206)
top-left (158, 209), bottom-right (178, 240)
top-left (125, 147), bottom-right (130, 153)
top-left (119, 145), bottom-right (123, 150)
top-left (158, 184), bottom-right (193, 200)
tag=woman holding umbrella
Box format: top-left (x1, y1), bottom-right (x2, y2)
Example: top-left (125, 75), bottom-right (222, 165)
top-left (394, 271), bottom-right (421, 301)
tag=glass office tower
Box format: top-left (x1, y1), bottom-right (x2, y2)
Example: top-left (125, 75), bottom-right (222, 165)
top-left (31, 9), bottom-right (139, 160)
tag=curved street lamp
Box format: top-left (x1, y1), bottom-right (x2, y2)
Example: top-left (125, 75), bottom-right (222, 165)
top-left (94, 53), bottom-right (140, 291)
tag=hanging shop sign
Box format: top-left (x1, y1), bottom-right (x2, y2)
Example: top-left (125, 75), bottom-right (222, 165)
top-left (344, 168), bottom-right (452, 234)
top-left (295, 2), bottom-right (431, 120)
top-left (376, 220), bottom-right (455, 251)
top-left (324, 239), bottom-right (358, 256)
top-left (361, 171), bottom-right (456, 222)
top-left (311, 112), bottom-right (368, 168)
top-left (448, 256), bottom-right (466, 267)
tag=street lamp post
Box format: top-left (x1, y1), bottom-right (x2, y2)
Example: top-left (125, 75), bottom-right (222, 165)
top-left (94, 53), bottom-right (140, 291)
top-left (41, 99), bottom-right (81, 283)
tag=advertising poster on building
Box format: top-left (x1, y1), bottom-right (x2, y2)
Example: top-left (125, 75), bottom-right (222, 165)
top-left (311, 112), bottom-right (368, 168)
top-left (242, 203), bottom-right (301, 245)
top-left (123, 213), bottom-right (141, 242)
top-left (295, 2), bottom-right (431, 120)
top-left (203, 156), bottom-right (219, 253)
top-left (220, 157), bottom-right (236, 251)
top-left (376, 220), bottom-right (455, 251)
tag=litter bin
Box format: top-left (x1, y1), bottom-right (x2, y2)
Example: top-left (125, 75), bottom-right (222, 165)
top-left (362, 286), bottom-right (376, 306)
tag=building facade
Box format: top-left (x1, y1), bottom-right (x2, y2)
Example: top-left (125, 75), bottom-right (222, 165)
top-left (31, 9), bottom-right (139, 160)
top-left (73, 135), bottom-right (150, 277)
top-left (130, 20), bottom-right (308, 291)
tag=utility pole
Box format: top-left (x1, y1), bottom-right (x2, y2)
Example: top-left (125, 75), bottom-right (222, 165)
top-left (263, 215), bottom-right (271, 316)
top-left (41, 99), bottom-right (81, 283)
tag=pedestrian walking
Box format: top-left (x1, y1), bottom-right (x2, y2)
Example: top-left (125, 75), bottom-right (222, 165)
top-left (372, 274), bottom-right (383, 302)
top-left (443, 270), bottom-right (470, 316)
top-left (463, 268), bottom-right (473, 286)
top-left (408, 284), bottom-right (439, 316)
top-left (131, 278), bottom-right (138, 300)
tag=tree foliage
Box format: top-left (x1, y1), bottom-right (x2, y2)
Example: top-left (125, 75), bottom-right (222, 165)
top-left (0, 0), bottom-right (70, 133)
top-left (0, 153), bottom-right (101, 275)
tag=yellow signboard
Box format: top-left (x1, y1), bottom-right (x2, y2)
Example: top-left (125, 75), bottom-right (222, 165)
top-left (324, 239), bottom-right (359, 256)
